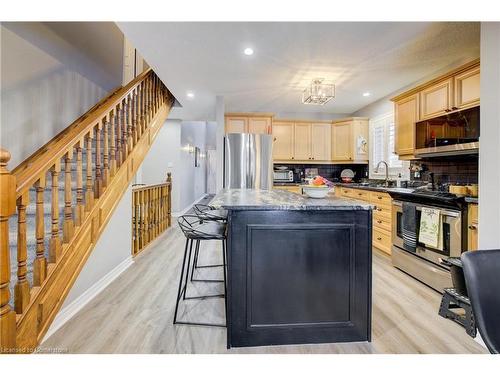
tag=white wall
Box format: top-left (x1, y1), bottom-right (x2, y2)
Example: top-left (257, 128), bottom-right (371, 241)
top-left (0, 22), bottom-right (122, 168)
top-left (215, 96), bottom-right (225, 191)
top-left (62, 185), bottom-right (133, 307)
top-left (139, 119), bottom-right (209, 214)
top-left (140, 119), bottom-right (182, 212)
top-left (179, 121), bottom-right (208, 210)
top-left (479, 22), bottom-right (500, 250)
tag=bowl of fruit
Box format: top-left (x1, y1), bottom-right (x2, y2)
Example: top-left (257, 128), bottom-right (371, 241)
top-left (301, 176), bottom-right (331, 198)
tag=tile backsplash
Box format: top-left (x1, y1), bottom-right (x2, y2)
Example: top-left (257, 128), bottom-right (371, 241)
top-left (274, 163), bottom-right (368, 182)
top-left (410, 155), bottom-right (478, 185)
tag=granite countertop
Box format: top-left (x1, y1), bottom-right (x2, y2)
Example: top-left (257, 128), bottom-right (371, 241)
top-left (210, 188), bottom-right (374, 211)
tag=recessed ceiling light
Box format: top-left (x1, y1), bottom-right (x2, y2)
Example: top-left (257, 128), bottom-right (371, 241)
top-left (186, 92), bottom-right (195, 99)
top-left (362, 92), bottom-right (371, 97)
top-left (243, 47), bottom-right (254, 56)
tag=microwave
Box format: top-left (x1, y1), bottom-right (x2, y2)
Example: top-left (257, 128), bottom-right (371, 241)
top-left (414, 107), bottom-right (479, 157)
top-left (273, 170), bottom-right (294, 182)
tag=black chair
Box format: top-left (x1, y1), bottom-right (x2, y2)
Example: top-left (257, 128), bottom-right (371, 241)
top-left (461, 249), bottom-right (500, 354)
top-left (173, 215), bottom-right (227, 327)
top-left (193, 204), bottom-right (228, 222)
top-left (191, 204), bottom-right (228, 279)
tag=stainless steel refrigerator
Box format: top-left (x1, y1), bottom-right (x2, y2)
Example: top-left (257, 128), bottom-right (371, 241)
top-left (224, 133), bottom-right (273, 189)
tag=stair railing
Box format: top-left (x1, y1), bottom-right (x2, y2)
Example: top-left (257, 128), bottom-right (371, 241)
top-left (0, 69), bottom-right (174, 352)
top-left (132, 172), bottom-right (172, 255)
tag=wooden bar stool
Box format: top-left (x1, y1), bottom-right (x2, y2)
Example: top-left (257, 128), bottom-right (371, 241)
top-left (173, 215), bottom-right (227, 328)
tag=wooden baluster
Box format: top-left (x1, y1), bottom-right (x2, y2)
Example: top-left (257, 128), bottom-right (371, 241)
top-left (137, 82), bottom-right (146, 135)
top-left (0, 149), bottom-right (16, 349)
top-left (49, 161), bottom-right (62, 262)
top-left (132, 191), bottom-right (137, 255)
top-left (102, 117), bottom-right (109, 188)
top-left (33, 177), bottom-right (47, 286)
top-left (14, 192), bottom-right (30, 313)
top-left (109, 110), bottom-right (117, 177)
top-left (115, 104), bottom-right (122, 167)
top-left (126, 95), bottom-right (133, 153)
top-left (63, 152), bottom-right (74, 243)
top-left (144, 189), bottom-right (149, 245)
top-left (147, 77), bottom-right (152, 123)
top-left (154, 188), bottom-right (158, 238)
top-left (121, 100), bottom-right (128, 159)
top-left (140, 190), bottom-right (145, 249)
top-left (167, 172), bottom-right (172, 227)
top-left (141, 82), bottom-right (146, 133)
top-left (94, 125), bottom-right (103, 198)
top-left (85, 133), bottom-right (94, 211)
top-left (131, 91), bottom-right (138, 146)
top-left (134, 88), bottom-right (141, 140)
top-left (75, 141), bottom-right (84, 226)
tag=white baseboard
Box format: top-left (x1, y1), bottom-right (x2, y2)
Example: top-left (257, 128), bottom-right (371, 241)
top-left (171, 194), bottom-right (208, 217)
top-left (42, 256), bottom-right (134, 342)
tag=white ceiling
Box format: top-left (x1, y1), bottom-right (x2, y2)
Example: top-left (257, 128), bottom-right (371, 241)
top-left (118, 22), bottom-right (480, 121)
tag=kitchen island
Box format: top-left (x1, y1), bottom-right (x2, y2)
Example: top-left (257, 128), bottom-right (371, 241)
top-left (210, 189), bottom-right (373, 348)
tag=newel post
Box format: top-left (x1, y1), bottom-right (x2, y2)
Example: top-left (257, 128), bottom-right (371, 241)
top-left (0, 148), bottom-right (17, 351)
top-left (166, 172), bottom-right (172, 227)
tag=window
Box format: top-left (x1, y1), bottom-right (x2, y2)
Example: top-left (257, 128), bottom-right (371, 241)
top-left (369, 112), bottom-right (410, 180)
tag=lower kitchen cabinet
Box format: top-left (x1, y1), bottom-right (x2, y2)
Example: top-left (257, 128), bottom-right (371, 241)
top-left (339, 187), bottom-right (393, 255)
top-left (467, 203), bottom-right (478, 251)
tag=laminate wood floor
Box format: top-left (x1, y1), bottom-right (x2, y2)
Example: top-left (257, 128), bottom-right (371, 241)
top-left (41, 222), bottom-right (487, 354)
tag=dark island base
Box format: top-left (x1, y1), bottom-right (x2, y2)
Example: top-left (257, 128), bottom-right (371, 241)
top-left (226, 209), bottom-right (372, 348)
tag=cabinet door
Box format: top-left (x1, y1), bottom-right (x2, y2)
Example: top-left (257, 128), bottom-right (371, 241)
top-left (468, 204), bottom-right (479, 251)
top-left (420, 78), bottom-right (453, 120)
top-left (272, 122), bottom-right (294, 160)
top-left (331, 121), bottom-right (352, 161)
top-left (225, 117), bottom-right (247, 133)
top-left (248, 118), bottom-right (271, 134)
top-left (454, 66), bottom-right (480, 110)
top-left (293, 123), bottom-right (312, 160)
top-left (394, 94), bottom-right (418, 157)
top-left (311, 123), bottom-right (332, 161)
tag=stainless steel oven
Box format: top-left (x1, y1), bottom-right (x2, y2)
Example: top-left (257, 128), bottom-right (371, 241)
top-left (391, 200), bottom-right (464, 292)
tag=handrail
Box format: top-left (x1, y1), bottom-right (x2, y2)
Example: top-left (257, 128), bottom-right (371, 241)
top-left (12, 68), bottom-right (156, 197)
top-left (132, 181), bottom-right (171, 192)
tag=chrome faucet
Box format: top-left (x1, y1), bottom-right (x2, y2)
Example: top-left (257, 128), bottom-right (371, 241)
top-left (375, 161), bottom-right (389, 187)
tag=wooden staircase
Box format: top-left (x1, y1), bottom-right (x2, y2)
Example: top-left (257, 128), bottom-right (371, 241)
top-left (0, 69), bottom-right (174, 352)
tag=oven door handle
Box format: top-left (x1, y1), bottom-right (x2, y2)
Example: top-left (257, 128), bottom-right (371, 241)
top-left (392, 201), bottom-right (460, 218)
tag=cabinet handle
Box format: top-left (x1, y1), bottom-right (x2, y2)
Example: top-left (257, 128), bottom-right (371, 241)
top-left (469, 225), bottom-right (477, 230)
top-left (378, 196), bottom-right (383, 200)
top-left (377, 208), bottom-right (382, 211)
top-left (291, 157), bottom-right (294, 160)
top-left (377, 220), bottom-right (382, 224)
top-left (452, 106), bottom-right (458, 110)
top-left (358, 193), bottom-right (363, 196)
top-left (445, 109), bottom-right (451, 112)
top-left (377, 237), bottom-right (382, 241)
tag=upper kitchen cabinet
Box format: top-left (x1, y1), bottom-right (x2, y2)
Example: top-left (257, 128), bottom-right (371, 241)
top-left (331, 118), bottom-right (369, 163)
top-left (225, 113), bottom-right (273, 134)
top-left (454, 65), bottom-right (480, 110)
top-left (392, 59), bottom-right (480, 160)
top-left (420, 78), bottom-right (453, 120)
top-left (394, 93), bottom-right (419, 158)
top-left (293, 122), bottom-right (312, 160)
top-left (311, 123), bottom-right (332, 161)
top-left (272, 121), bottom-right (294, 160)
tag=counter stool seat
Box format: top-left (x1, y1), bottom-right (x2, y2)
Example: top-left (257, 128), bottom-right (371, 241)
top-left (193, 204), bottom-right (228, 222)
top-left (173, 215), bottom-right (228, 328)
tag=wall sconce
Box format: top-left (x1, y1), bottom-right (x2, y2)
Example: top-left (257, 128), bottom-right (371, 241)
top-left (182, 144), bottom-right (195, 154)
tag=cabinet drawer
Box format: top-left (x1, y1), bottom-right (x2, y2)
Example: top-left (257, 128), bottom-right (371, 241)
top-left (352, 189), bottom-right (370, 202)
top-left (370, 191), bottom-right (392, 207)
top-left (373, 228), bottom-right (392, 255)
top-left (373, 212), bottom-right (392, 232)
top-left (340, 188), bottom-right (354, 197)
top-left (373, 204), bottom-right (391, 218)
